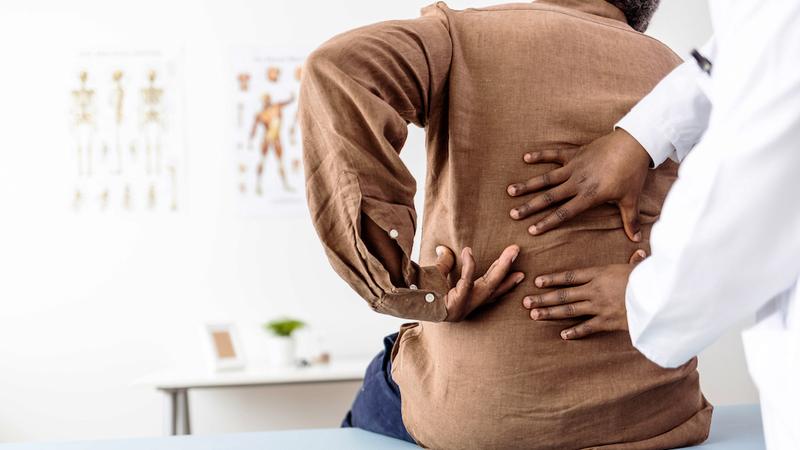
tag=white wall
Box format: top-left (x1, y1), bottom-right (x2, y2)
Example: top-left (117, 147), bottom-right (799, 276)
top-left (0, 0), bottom-right (754, 444)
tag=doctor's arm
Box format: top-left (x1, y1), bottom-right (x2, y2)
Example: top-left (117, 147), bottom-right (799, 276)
top-left (508, 42), bottom-right (714, 241)
top-left (616, 46), bottom-right (714, 167)
top-left (526, 8), bottom-right (800, 367)
top-left (623, 13), bottom-right (800, 367)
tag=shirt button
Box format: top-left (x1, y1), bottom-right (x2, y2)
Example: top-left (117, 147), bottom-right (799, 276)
top-left (409, 284), bottom-right (418, 290)
top-left (425, 293), bottom-right (435, 303)
top-left (388, 229), bottom-right (399, 239)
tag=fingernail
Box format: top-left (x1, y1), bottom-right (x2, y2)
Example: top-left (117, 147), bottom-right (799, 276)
top-left (637, 249), bottom-right (646, 258)
top-left (523, 296), bottom-right (532, 308)
top-left (510, 209), bottom-right (519, 219)
top-left (507, 185), bottom-right (517, 196)
top-left (535, 277), bottom-right (544, 288)
top-left (511, 248), bottom-right (520, 262)
top-left (531, 310), bottom-right (540, 320)
top-left (515, 273), bottom-right (525, 284)
top-left (436, 246), bottom-right (445, 256)
top-left (528, 225), bottom-right (538, 235)
top-left (561, 330), bottom-right (570, 340)
top-left (466, 247), bottom-right (473, 257)
top-left (633, 231), bottom-right (642, 242)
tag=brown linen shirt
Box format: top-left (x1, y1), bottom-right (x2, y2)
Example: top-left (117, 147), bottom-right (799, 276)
top-left (300, 1), bottom-right (712, 448)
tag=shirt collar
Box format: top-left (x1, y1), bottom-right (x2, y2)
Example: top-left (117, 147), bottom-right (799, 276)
top-left (535, 0), bottom-right (629, 25)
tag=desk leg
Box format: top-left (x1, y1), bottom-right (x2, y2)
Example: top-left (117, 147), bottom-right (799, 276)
top-left (163, 390), bottom-right (178, 436)
top-left (178, 388), bottom-right (192, 435)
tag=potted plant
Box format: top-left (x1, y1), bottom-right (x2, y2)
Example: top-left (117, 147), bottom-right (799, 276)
top-left (263, 318), bottom-right (305, 367)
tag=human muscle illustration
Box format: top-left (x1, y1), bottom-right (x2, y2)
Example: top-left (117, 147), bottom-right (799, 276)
top-left (250, 93), bottom-right (295, 194)
top-left (266, 66), bottom-right (280, 83)
top-left (236, 73), bottom-right (250, 128)
top-left (229, 50), bottom-right (306, 215)
top-left (289, 65), bottom-right (302, 147)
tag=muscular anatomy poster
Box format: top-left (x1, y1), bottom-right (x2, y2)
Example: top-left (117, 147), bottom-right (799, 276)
top-left (69, 50), bottom-right (185, 213)
top-left (230, 48), bottom-right (306, 217)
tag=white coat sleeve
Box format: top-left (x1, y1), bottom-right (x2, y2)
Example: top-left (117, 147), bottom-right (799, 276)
top-left (625, 0), bottom-right (800, 368)
top-left (616, 41), bottom-right (714, 167)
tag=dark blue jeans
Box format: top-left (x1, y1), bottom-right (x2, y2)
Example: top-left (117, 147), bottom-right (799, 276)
top-left (341, 333), bottom-right (415, 443)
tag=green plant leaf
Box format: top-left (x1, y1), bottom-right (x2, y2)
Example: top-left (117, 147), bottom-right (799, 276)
top-left (263, 318), bottom-right (306, 337)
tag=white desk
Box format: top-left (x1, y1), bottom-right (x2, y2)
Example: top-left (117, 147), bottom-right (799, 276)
top-left (138, 359), bottom-right (371, 436)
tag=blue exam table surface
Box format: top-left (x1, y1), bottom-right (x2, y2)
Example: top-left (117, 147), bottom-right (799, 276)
top-left (0, 405), bottom-right (763, 449)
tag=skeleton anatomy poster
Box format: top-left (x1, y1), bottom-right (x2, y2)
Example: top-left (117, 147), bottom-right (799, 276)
top-left (230, 48), bottom-right (306, 217)
top-left (69, 50), bottom-right (185, 213)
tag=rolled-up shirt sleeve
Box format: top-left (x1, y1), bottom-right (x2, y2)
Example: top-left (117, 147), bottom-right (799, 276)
top-left (616, 40), bottom-right (715, 167)
top-left (299, 8), bottom-right (452, 321)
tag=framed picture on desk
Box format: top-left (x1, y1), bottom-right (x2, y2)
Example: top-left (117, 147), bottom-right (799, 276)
top-left (205, 323), bottom-right (246, 371)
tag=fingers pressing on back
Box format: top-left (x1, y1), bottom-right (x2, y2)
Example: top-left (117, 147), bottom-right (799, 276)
top-left (475, 245), bottom-right (520, 291)
top-left (629, 249), bottom-right (647, 265)
top-left (510, 183), bottom-right (574, 220)
top-left (528, 195), bottom-right (592, 235)
top-left (534, 268), bottom-right (595, 288)
top-left (619, 199), bottom-right (643, 243)
top-left (507, 168), bottom-right (570, 197)
top-left (434, 245), bottom-right (456, 277)
top-left (493, 272), bottom-right (526, 299)
top-left (523, 148), bottom-right (578, 165)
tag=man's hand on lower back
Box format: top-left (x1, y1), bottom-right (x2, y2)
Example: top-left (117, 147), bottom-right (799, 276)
top-left (521, 249), bottom-right (647, 339)
top-left (506, 128), bottom-right (652, 242)
top-left (433, 244), bottom-right (525, 322)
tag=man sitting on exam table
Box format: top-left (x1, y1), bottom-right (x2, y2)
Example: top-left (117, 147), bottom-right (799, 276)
top-left (300, 0), bottom-right (712, 448)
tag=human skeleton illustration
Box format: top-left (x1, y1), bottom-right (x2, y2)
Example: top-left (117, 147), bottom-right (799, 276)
top-left (141, 70), bottom-right (165, 176)
top-left (71, 71), bottom-right (96, 178)
top-left (99, 189), bottom-right (109, 210)
top-left (148, 183), bottom-right (157, 210)
top-left (250, 93), bottom-right (295, 194)
top-left (123, 184), bottom-right (132, 210)
top-left (111, 70), bottom-right (125, 173)
top-left (69, 53), bottom-right (184, 213)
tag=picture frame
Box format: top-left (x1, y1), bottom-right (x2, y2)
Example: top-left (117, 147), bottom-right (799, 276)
top-left (205, 322), bottom-right (246, 371)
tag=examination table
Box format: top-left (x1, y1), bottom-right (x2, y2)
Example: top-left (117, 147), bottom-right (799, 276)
top-left (0, 405), bottom-right (763, 449)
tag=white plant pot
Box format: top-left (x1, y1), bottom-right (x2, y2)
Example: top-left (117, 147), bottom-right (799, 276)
top-left (265, 336), bottom-right (295, 368)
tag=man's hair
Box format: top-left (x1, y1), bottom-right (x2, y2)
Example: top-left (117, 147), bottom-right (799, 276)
top-left (605, 0), bottom-right (661, 32)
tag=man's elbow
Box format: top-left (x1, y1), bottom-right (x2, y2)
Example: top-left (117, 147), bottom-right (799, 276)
top-left (304, 33), bottom-right (357, 85)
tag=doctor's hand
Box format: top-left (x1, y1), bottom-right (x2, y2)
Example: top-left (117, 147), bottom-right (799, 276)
top-left (507, 128), bottom-right (651, 242)
top-left (434, 244), bottom-right (525, 322)
top-left (522, 249), bottom-right (646, 339)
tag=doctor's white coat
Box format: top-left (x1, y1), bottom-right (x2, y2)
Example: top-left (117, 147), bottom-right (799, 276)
top-left (616, 1), bottom-right (800, 448)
